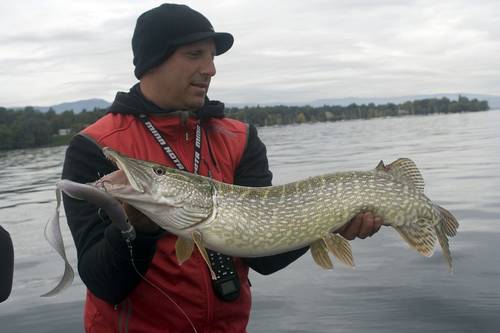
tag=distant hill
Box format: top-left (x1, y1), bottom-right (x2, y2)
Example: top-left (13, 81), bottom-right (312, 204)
top-left (36, 98), bottom-right (111, 113)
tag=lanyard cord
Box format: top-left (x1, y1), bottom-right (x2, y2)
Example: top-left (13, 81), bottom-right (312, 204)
top-left (127, 113), bottom-right (206, 333)
top-left (135, 113), bottom-right (241, 301)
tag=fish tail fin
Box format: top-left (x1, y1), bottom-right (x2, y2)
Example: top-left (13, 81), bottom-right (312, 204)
top-left (436, 205), bottom-right (459, 237)
top-left (393, 218), bottom-right (437, 257)
top-left (435, 205), bottom-right (459, 272)
top-left (435, 224), bottom-right (453, 272)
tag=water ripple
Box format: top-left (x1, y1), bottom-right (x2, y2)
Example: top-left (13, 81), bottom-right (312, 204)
top-left (1, 111), bottom-right (500, 332)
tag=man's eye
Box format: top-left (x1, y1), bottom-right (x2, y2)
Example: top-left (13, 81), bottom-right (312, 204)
top-left (187, 51), bottom-right (201, 58)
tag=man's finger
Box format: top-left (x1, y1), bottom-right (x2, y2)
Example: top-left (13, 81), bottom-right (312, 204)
top-left (358, 212), bottom-right (375, 239)
top-left (341, 213), bottom-right (363, 240)
top-left (366, 216), bottom-right (383, 237)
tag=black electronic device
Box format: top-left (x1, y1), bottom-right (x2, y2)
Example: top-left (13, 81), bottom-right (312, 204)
top-left (207, 249), bottom-right (240, 302)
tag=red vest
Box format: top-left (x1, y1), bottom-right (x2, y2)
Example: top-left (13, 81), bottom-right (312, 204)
top-left (82, 113), bottom-right (251, 333)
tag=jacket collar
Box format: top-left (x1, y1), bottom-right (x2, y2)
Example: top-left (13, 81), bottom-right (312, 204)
top-left (107, 83), bottom-right (225, 121)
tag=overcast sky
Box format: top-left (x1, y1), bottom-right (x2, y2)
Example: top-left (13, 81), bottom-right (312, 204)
top-left (1, 0), bottom-right (499, 107)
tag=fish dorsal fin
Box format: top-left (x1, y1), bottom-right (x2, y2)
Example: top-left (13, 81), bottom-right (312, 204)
top-left (375, 160), bottom-right (386, 171)
top-left (175, 237), bottom-right (195, 265)
top-left (378, 158), bottom-right (425, 192)
top-left (323, 233), bottom-right (355, 267)
top-left (310, 239), bottom-right (333, 269)
top-left (393, 218), bottom-right (436, 257)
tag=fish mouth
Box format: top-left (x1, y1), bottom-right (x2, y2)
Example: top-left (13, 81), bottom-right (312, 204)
top-left (101, 147), bottom-right (146, 193)
top-left (94, 169), bottom-right (133, 193)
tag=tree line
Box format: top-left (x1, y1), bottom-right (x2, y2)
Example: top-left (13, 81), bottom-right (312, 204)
top-left (225, 95), bottom-right (489, 126)
top-left (0, 96), bottom-right (489, 151)
top-left (0, 107), bottom-right (106, 150)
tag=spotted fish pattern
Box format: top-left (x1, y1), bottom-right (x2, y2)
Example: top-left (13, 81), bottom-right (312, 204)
top-left (100, 148), bottom-right (459, 272)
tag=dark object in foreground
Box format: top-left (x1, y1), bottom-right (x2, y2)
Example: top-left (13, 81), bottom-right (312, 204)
top-left (0, 225), bottom-right (14, 303)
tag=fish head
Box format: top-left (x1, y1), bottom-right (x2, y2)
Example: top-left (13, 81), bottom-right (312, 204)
top-left (98, 147), bottom-right (213, 210)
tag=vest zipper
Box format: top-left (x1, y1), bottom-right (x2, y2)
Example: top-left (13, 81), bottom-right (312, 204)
top-left (204, 127), bottom-right (222, 176)
top-left (180, 111), bottom-right (190, 141)
top-left (175, 116), bottom-right (189, 163)
top-left (117, 299), bottom-right (132, 333)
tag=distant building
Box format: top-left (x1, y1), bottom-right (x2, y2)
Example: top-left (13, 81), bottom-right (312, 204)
top-left (58, 128), bottom-right (71, 136)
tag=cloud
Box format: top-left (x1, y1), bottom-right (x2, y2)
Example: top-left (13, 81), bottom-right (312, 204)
top-left (1, 0), bottom-right (499, 106)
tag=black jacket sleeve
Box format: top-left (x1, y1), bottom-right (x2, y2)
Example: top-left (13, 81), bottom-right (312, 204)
top-left (62, 134), bottom-right (163, 304)
top-left (0, 225), bottom-right (13, 303)
top-left (235, 124), bottom-right (309, 275)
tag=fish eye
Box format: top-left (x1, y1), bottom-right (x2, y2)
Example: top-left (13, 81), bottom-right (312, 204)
top-left (153, 167), bottom-right (166, 176)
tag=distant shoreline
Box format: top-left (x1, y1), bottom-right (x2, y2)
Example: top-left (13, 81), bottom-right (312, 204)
top-left (0, 96), bottom-right (489, 151)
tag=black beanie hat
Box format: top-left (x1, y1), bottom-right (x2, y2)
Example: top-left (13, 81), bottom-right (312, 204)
top-left (132, 3), bottom-right (234, 79)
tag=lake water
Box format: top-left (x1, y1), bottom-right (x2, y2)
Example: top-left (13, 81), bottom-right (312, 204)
top-left (0, 110), bottom-right (499, 332)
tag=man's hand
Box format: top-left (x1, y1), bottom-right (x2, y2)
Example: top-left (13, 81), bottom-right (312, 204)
top-left (337, 212), bottom-right (383, 240)
top-left (123, 203), bottom-right (161, 234)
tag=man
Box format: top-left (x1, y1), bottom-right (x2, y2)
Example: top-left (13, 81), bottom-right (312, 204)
top-left (62, 3), bottom-right (382, 332)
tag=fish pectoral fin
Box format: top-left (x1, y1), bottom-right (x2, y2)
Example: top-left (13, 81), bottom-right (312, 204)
top-left (192, 231), bottom-right (216, 279)
top-left (164, 206), bottom-right (212, 230)
top-left (175, 237), bottom-right (195, 265)
top-left (323, 233), bottom-right (355, 267)
top-left (378, 158), bottom-right (425, 192)
top-left (394, 218), bottom-right (436, 257)
top-left (310, 239), bottom-right (333, 269)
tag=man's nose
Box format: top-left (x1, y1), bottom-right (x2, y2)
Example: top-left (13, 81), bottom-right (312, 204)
top-left (201, 57), bottom-right (216, 77)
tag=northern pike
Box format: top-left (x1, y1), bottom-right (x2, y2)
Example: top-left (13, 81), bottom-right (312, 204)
top-left (97, 147), bottom-right (458, 272)
top-left (44, 147), bottom-right (458, 295)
